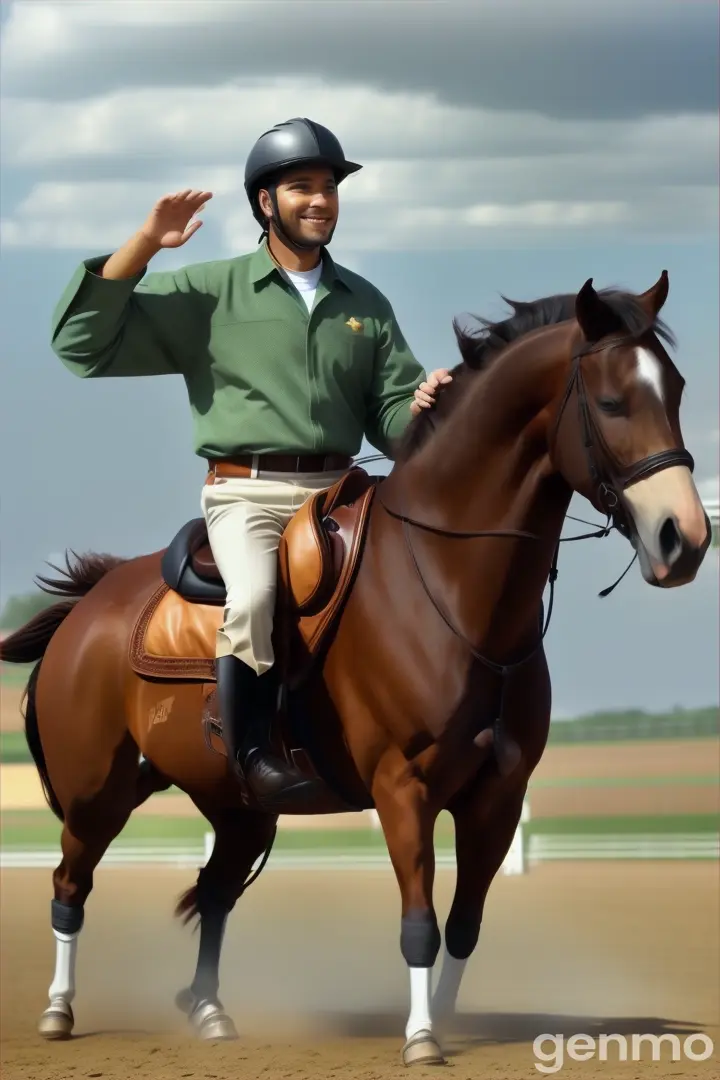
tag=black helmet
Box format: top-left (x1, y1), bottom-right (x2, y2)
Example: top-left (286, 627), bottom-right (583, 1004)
top-left (244, 117), bottom-right (362, 232)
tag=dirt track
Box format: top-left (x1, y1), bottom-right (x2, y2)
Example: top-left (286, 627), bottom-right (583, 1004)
top-left (1, 863), bottom-right (718, 1079)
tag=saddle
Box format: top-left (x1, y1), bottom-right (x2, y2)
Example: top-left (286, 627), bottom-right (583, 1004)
top-left (129, 466), bottom-right (378, 689)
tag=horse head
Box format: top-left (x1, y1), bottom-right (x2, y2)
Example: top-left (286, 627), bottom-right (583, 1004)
top-left (394, 270), bottom-right (710, 594)
top-left (551, 271), bottom-right (710, 588)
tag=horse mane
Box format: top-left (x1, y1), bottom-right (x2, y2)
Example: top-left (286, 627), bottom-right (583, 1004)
top-left (395, 286), bottom-right (675, 462)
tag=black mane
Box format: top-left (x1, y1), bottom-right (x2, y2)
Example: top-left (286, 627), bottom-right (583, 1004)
top-left (395, 286), bottom-right (675, 462)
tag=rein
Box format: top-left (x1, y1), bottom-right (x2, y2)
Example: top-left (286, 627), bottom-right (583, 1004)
top-left (356, 330), bottom-right (694, 681)
top-left (375, 491), bottom-right (612, 680)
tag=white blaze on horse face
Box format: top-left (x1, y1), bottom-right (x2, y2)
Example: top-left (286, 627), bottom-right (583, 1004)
top-left (622, 347), bottom-right (707, 580)
top-left (635, 346), bottom-right (665, 405)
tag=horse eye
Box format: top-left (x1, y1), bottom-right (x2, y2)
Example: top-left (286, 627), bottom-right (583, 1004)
top-left (598, 396), bottom-right (623, 415)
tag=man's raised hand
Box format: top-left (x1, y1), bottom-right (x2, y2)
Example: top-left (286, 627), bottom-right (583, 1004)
top-left (140, 189), bottom-right (214, 249)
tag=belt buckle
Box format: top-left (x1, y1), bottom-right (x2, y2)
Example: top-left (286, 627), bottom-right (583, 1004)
top-left (250, 453), bottom-right (260, 479)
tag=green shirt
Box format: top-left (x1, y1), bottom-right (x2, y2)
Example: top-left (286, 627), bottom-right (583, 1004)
top-left (50, 241), bottom-right (426, 460)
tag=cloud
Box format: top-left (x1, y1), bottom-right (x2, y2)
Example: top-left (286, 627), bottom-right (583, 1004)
top-left (2, 174), bottom-right (715, 258)
top-left (1, 0), bottom-right (716, 120)
top-left (1, 73), bottom-right (716, 254)
top-left (3, 79), bottom-right (717, 177)
top-left (0, 3), bottom-right (716, 253)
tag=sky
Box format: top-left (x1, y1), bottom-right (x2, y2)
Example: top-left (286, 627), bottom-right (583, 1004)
top-left (0, 0), bottom-right (718, 716)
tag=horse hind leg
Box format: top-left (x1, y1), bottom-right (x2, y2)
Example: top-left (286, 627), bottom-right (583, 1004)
top-left (432, 781), bottom-right (527, 1035)
top-left (39, 803), bottom-right (136, 1039)
top-left (173, 804), bottom-right (278, 1042)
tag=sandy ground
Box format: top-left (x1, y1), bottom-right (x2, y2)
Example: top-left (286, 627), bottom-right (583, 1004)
top-left (1, 862), bottom-right (718, 1079)
top-left (535, 740), bottom-right (718, 780)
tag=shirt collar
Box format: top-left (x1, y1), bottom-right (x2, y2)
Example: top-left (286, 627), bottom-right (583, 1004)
top-left (248, 241), bottom-right (354, 292)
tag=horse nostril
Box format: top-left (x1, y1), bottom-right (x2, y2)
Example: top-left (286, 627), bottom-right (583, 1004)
top-left (658, 516), bottom-right (683, 563)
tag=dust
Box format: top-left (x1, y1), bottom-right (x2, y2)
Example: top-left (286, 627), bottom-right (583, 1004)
top-left (1, 863), bottom-right (718, 1079)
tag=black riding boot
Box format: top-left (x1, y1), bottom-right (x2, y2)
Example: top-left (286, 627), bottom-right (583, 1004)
top-left (215, 655), bottom-right (322, 809)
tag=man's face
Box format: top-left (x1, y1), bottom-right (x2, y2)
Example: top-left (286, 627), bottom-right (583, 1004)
top-left (261, 165), bottom-right (339, 246)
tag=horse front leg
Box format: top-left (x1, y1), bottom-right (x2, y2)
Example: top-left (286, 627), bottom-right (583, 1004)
top-left (434, 650), bottom-right (550, 1033)
top-left (373, 756), bottom-right (444, 1067)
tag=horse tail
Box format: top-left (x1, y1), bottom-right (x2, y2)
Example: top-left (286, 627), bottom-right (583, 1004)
top-left (0, 550), bottom-right (126, 664)
top-left (0, 550), bottom-right (128, 823)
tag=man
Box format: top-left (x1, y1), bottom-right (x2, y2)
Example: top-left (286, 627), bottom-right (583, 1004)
top-left (50, 116), bottom-right (451, 810)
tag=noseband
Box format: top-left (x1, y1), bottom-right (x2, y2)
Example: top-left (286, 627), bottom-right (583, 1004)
top-left (551, 333), bottom-right (695, 538)
top-left (374, 330), bottom-right (694, 684)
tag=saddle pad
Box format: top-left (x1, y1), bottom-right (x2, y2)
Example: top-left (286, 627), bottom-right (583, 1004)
top-left (130, 583), bottom-right (219, 680)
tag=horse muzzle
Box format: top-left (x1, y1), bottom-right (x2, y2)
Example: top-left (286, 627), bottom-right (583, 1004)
top-left (621, 465), bottom-right (711, 587)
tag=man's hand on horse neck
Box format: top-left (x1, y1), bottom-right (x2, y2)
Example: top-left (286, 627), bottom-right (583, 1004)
top-left (410, 368), bottom-right (452, 416)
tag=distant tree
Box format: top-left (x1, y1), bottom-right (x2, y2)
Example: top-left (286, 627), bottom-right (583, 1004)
top-left (0, 591), bottom-right (57, 630)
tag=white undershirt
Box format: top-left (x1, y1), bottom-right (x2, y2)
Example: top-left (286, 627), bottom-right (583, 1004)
top-left (282, 262), bottom-right (323, 312)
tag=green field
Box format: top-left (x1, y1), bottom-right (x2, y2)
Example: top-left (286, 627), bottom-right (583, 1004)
top-left (0, 662), bottom-right (34, 687)
top-left (1, 809), bottom-right (716, 852)
top-left (1, 731), bottom-right (33, 762)
top-left (0, 811), bottom-right (450, 851)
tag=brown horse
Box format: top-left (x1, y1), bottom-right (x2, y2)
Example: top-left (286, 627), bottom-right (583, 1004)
top-left (1, 272), bottom-right (710, 1067)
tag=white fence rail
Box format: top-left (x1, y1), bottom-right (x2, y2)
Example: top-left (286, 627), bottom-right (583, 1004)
top-left (3, 798), bottom-right (717, 871)
top-left (2, 832), bottom-right (717, 870)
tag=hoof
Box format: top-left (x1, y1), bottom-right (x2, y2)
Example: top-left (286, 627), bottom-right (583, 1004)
top-left (195, 1009), bottom-right (238, 1041)
top-left (402, 1030), bottom-right (446, 1066)
top-left (177, 991), bottom-right (238, 1041)
top-left (38, 1001), bottom-right (74, 1040)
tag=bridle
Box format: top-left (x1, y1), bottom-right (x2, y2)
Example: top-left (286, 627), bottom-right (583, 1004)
top-left (373, 330), bottom-right (695, 682)
top-left (551, 333), bottom-right (694, 538)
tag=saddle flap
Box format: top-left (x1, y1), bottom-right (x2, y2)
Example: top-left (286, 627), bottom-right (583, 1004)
top-left (279, 466), bottom-right (376, 617)
top-left (279, 489), bottom-right (334, 616)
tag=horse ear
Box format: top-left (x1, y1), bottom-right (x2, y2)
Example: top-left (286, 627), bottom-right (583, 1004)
top-left (575, 277), bottom-right (618, 343)
top-left (636, 270), bottom-right (669, 318)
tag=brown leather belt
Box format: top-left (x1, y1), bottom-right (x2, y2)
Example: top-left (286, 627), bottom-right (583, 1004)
top-left (207, 452), bottom-right (353, 478)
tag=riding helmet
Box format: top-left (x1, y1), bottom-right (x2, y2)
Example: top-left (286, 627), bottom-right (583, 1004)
top-left (244, 117), bottom-right (362, 230)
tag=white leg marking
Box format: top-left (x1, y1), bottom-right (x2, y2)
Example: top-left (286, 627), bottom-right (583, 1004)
top-left (48, 929), bottom-right (78, 1004)
top-left (406, 966), bottom-right (434, 1040)
top-left (402, 966), bottom-right (446, 1065)
top-left (635, 347), bottom-right (665, 404)
top-left (38, 929), bottom-right (79, 1038)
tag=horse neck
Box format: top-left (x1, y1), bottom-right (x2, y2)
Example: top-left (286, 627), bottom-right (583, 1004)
top-left (385, 324), bottom-right (576, 656)
top-left (396, 322), bottom-right (575, 537)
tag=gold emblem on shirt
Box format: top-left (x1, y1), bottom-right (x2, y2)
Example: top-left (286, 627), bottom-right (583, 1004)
top-left (346, 317), bottom-right (363, 333)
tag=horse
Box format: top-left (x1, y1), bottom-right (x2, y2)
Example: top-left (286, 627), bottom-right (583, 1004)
top-left (0, 271), bottom-right (710, 1068)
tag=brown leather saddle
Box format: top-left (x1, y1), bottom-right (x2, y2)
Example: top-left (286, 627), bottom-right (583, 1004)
top-left (126, 466), bottom-right (380, 813)
top-left (158, 465), bottom-right (378, 685)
